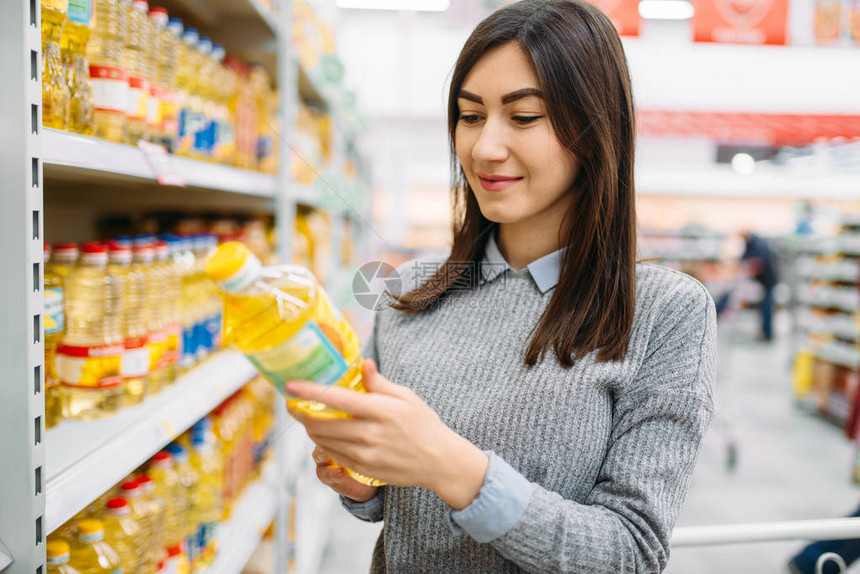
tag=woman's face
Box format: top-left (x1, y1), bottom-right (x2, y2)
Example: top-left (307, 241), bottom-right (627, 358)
top-left (455, 42), bottom-right (579, 227)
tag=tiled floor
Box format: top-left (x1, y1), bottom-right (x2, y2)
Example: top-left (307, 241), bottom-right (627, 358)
top-left (318, 311), bottom-right (860, 573)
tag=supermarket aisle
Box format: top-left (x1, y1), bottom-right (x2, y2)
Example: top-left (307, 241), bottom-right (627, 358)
top-left (318, 310), bottom-right (860, 573)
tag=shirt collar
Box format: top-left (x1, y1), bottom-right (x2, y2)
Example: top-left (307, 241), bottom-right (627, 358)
top-left (480, 231), bottom-right (565, 294)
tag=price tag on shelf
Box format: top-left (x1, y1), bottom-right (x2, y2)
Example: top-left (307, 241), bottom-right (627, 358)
top-left (138, 141), bottom-right (186, 186)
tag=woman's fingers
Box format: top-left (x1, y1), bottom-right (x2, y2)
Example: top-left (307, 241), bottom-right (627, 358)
top-left (285, 381), bottom-right (382, 418)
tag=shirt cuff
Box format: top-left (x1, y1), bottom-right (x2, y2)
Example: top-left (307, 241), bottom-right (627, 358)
top-left (447, 451), bottom-right (532, 543)
top-left (340, 487), bottom-right (386, 523)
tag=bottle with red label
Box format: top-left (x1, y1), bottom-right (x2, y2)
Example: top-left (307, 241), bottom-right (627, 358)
top-left (124, 0), bottom-right (151, 145)
top-left (125, 242), bottom-right (154, 404)
top-left (138, 237), bottom-right (170, 395)
top-left (86, 0), bottom-right (128, 143)
top-left (57, 243), bottom-right (124, 420)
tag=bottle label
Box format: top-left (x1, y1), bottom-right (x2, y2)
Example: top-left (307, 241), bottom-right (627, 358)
top-left (164, 323), bottom-right (181, 366)
top-left (128, 76), bottom-right (150, 121)
top-left (147, 329), bottom-right (168, 371)
top-left (147, 84), bottom-right (162, 127)
top-left (67, 0), bottom-right (92, 25)
top-left (56, 343), bottom-right (123, 388)
top-left (191, 521), bottom-right (218, 564)
top-left (203, 310), bottom-right (222, 352)
top-left (180, 323), bottom-right (196, 368)
top-left (246, 321), bottom-right (349, 396)
top-left (191, 117), bottom-right (212, 157)
top-left (121, 337), bottom-right (151, 378)
top-left (44, 287), bottom-right (64, 334)
top-left (89, 66), bottom-right (129, 114)
top-left (178, 108), bottom-right (206, 154)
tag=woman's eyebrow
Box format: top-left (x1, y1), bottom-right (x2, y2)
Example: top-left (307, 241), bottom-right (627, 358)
top-left (458, 87), bottom-right (544, 105)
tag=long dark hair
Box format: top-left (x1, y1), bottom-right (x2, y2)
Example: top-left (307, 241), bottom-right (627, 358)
top-left (392, 0), bottom-right (637, 368)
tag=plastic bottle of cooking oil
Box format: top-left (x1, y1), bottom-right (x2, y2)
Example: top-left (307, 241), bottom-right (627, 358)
top-left (57, 243), bottom-right (123, 420)
top-left (42, 0), bottom-right (71, 129)
top-left (195, 234), bottom-right (222, 360)
top-left (209, 401), bottom-right (235, 516)
top-left (188, 418), bottom-right (223, 569)
top-left (106, 243), bottom-right (148, 407)
top-left (103, 498), bottom-right (145, 574)
top-left (129, 238), bottom-right (164, 396)
top-left (46, 540), bottom-right (81, 574)
top-left (59, 0), bottom-right (94, 134)
top-left (226, 58), bottom-right (256, 170)
top-left (69, 520), bottom-right (122, 574)
top-left (189, 37), bottom-right (213, 160)
top-left (119, 480), bottom-right (158, 574)
top-left (204, 242), bottom-right (381, 486)
top-left (86, 0), bottom-right (127, 143)
top-left (249, 65), bottom-right (277, 174)
top-left (177, 236), bottom-right (199, 372)
top-left (164, 444), bottom-right (199, 566)
top-left (142, 239), bottom-right (169, 392)
top-left (132, 476), bottom-right (167, 572)
top-left (160, 236), bottom-right (182, 383)
top-left (124, 0), bottom-right (150, 145)
top-left (148, 451), bottom-right (187, 551)
top-left (44, 244), bottom-right (65, 429)
top-left (155, 17), bottom-right (182, 151)
top-left (145, 8), bottom-right (166, 144)
top-left (209, 45), bottom-right (234, 165)
top-left (176, 28), bottom-right (203, 157)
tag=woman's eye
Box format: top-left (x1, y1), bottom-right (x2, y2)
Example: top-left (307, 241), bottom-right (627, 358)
top-left (512, 115), bottom-right (543, 125)
top-left (459, 114), bottom-right (482, 125)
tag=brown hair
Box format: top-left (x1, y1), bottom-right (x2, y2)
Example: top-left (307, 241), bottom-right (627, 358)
top-left (391, 0), bottom-right (637, 368)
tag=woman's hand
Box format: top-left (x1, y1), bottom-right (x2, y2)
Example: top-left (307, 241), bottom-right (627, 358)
top-left (286, 359), bottom-right (489, 510)
top-left (312, 445), bottom-right (378, 502)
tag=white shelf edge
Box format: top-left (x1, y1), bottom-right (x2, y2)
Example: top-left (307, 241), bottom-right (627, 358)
top-left (250, 0), bottom-right (281, 37)
top-left (204, 461), bottom-right (278, 574)
top-left (45, 352), bottom-right (257, 533)
top-left (42, 128), bottom-right (278, 198)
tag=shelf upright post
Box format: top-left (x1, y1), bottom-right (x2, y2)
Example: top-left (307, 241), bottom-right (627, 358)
top-left (274, 0), bottom-right (298, 572)
top-left (0, 0), bottom-right (47, 573)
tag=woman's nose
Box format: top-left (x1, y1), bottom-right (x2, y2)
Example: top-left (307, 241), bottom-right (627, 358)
top-left (471, 119), bottom-right (509, 164)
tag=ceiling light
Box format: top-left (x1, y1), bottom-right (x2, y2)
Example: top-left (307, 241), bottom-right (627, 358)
top-left (731, 153), bottom-right (756, 176)
top-left (335, 0), bottom-right (450, 10)
top-left (639, 0), bottom-right (694, 20)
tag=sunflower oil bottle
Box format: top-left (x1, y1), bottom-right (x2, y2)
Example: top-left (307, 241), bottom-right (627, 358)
top-left (203, 241), bottom-right (379, 486)
top-left (142, 240), bottom-right (170, 391)
top-left (148, 451), bottom-right (188, 552)
top-left (86, 0), bottom-right (127, 142)
top-left (123, 0), bottom-right (151, 145)
top-left (164, 444), bottom-right (199, 565)
top-left (119, 480), bottom-right (159, 574)
top-left (58, 243), bottom-right (123, 420)
top-left (176, 28), bottom-right (204, 157)
top-left (129, 238), bottom-right (165, 396)
top-left (69, 520), bottom-right (122, 574)
top-left (250, 65), bottom-right (277, 174)
top-left (160, 236), bottom-right (182, 383)
top-left (143, 7), bottom-right (160, 143)
top-left (106, 243), bottom-right (148, 407)
top-left (59, 0), bottom-right (95, 134)
top-left (178, 236), bottom-right (199, 372)
top-left (188, 418), bottom-right (223, 569)
top-left (132, 476), bottom-right (167, 572)
top-left (210, 401), bottom-right (236, 515)
top-left (44, 244), bottom-right (66, 429)
top-left (189, 38), bottom-right (213, 160)
top-left (210, 45), bottom-right (235, 165)
top-left (226, 58), bottom-right (256, 170)
top-left (197, 234), bottom-right (222, 360)
top-left (47, 541), bottom-right (81, 574)
top-left (147, 10), bottom-right (172, 147)
top-left (42, 0), bottom-right (71, 129)
top-left (103, 498), bottom-right (145, 574)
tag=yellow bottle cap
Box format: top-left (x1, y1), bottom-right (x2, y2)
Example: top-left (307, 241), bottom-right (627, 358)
top-left (204, 241), bottom-right (249, 281)
top-left (76, 519), bottom-right (103, 536)
top-left (46, 540), bottom-right (70, 558)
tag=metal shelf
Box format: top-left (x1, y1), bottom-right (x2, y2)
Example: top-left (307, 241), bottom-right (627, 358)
top-left (42, 129), bottom-right (278, 197)
top-left (203, 461), bottom-right (278, 574)
top-left (45, 352), bottom-right (257, 534)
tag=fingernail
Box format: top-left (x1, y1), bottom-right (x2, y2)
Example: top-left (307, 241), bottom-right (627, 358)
top-left (285, 382), bottom-right (299, 394)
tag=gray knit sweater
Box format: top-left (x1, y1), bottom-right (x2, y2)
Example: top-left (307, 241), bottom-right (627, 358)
top-left (350, 259), bottom-right (716, 573)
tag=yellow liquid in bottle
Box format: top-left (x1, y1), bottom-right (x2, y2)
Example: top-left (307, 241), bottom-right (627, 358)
top-left (42, 0), bottom-right (71, 130)
top-left (148, 452), bottom-right (188, 549)
top-left (68, 520), bottom-right (123, 574)
top-left (107, 247), bottom-right (149, 407)
top-left (206, 242), bottom-right (382, 486)
top-left (45, 248), bottom-right (65, 429)
top-left (60, 0), bottom-right (95, 134)
top-left (59, 246), bottom-right (123, 420)
top-left (103, 500), bottom-right (145, 574)
top-left (86, 0), bottom-right (127, 143)
top-left (46, 540), bottom-right (82, 574)
top-left (123, 0), bottom-right (149, 144)
top-left (188, 421), bottom-right (223, 570)
top-left (133, 477), bottom-right (167, 573)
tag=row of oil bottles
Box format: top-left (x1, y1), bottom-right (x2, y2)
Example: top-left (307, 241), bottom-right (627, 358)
top-left (41, 0), bottom-right (279, 172)
top-left (44, 234), bottom-right (225, 427)
top-left (47, 377), bottom-right (277, 574)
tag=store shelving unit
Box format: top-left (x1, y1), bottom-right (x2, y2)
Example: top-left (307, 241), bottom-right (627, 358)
top-left (0, 0), bottom-right (370, 572)
top-left (45, 352), bottom-right (257, 532)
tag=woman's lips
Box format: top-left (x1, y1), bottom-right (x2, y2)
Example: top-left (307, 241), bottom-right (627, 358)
top-left (477, 175), bottom-right (524, 192)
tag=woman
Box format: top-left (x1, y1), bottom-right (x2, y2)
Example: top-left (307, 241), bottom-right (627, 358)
top-left (285, 1), bottom-right (717, 572)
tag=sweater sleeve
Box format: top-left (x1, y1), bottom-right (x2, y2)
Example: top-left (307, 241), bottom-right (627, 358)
top-left (488, 280), bottom-right (717, 574)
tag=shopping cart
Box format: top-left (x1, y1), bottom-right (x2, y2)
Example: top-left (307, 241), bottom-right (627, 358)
top-left (672, 518), bottom-right (860, 573)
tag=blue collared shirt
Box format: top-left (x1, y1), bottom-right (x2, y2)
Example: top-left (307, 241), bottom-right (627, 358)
top-left (342, 232), bottom-right (565, 541)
